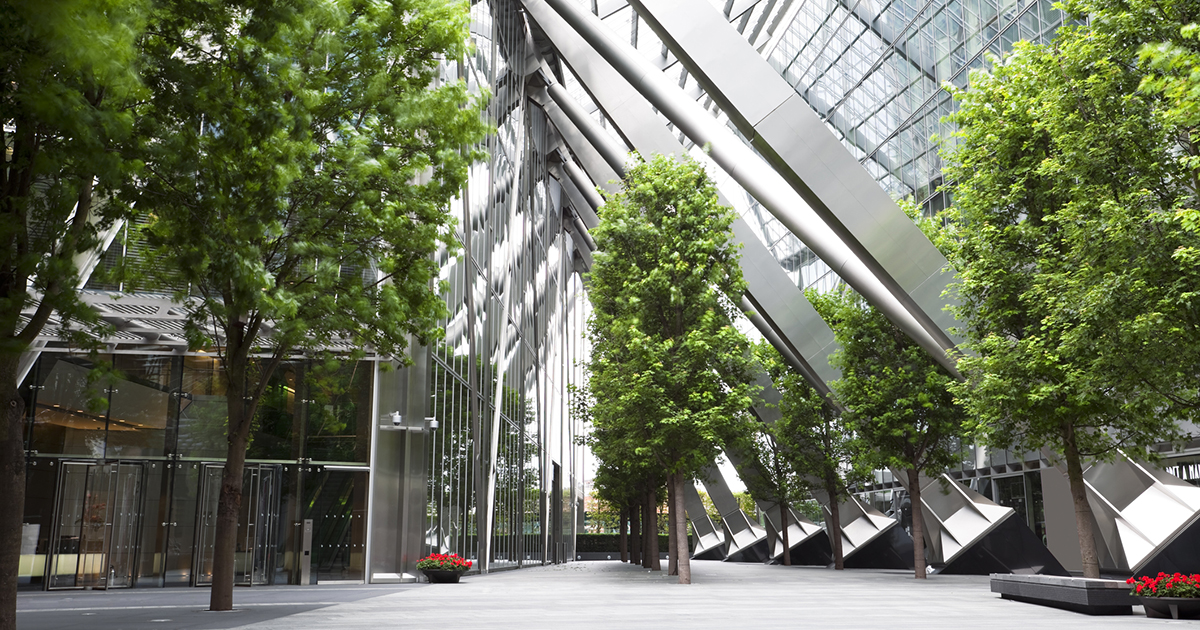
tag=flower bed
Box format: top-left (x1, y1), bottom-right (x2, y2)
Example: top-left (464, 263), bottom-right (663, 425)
top-left (1127, 573), bottom-right (1200, 619)
top-left (1127, 572), bottom-right (1200, 598)
top-left (417, 553), bottom-right (472, 572)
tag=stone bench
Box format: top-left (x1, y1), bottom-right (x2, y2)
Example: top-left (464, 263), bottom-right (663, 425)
top-left (990, 573), bottom-right (1137, 615)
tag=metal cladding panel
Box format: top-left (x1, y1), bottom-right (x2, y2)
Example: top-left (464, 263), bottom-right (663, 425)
top-left (1136, 513), bottom-right (1200, 577)
top-left (699, 462), bottom-right (769, 562)
top-left (809, 485), bottom-right (911, 568)
top-left (784, 529), bottom-right (835, 566)
top-left (633, 0), bottom-right (962, 348)
top-left (841, 520), bottom-right (914, 570)
top-left (1084, 457), bottom-right (1200, 573)
top-left (629, 0), bottom-right (794, 131)
top-left (892, 469), bottom-right (1049, 571)
top-left (759, 503), bottom-right (826, 565)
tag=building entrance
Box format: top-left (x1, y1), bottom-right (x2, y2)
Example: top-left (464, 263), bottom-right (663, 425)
top-left (194, 463), bottom-right (281, 586)
top-left (47, 461), bottom-right (144, 590)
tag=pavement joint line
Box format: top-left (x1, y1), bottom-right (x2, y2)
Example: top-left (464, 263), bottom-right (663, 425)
top-left (17, 602), bottom-right (345, 613)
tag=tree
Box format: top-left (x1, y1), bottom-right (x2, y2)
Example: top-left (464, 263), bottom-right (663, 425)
top-left (733, 425), bottom-right (806, 566)
top-left (128, 0), bottom-right (486, 609)
top-left (751, 341), bottom-right (867, 569)
top-left (809, 286), bottom-right (962, 579)
top-left (586, 154), bottom-right (758, 584)
top-left (940, 0), bottom-right (1199, 578)
top-left (1, 2), bottom-right (146, 627)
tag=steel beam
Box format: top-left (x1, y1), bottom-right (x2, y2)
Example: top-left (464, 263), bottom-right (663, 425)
top-left (630, 0), bottom-right (961, 366)
top-left (536, 0), bottom-right (958, 377)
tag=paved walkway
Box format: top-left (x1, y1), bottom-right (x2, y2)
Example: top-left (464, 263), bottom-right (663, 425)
top-left (17, 561), bottom-right (1183, 630)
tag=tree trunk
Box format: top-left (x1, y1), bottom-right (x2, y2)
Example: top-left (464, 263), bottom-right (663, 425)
top-left (1062, 422), bottom-right (1101, 578)
top-left (210, 368), bottom-right (251, 611)
top-left (645, 488), bottom-right (660, 570)
top-left (667, 477), bottom-right (678, 576)
top-left (780, 502), bottom-right (791, 566)
top-left (0, 355), bottom-right (26, 630)
top-left (619, 506), bottom-right (629, 563)
top-left (907, 468), bottom-right (926, 579)
top-left (672, 474), bottom-right (690, 584)
top-left (629, 499), bottom-right (641, 566)
top-left (827, 480), bottom-right (844, 570)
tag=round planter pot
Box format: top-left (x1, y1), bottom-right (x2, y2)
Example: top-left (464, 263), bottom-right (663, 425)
top-left (1139, 597), bottom-right (1200, 620)
top-left (421, 569), bottom-right (464, 584)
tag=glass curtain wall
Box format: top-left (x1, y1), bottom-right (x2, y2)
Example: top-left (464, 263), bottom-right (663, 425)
top-left (424, 0), bottom-right (588, 570)
top-left (19, 352), bottom-right (372, 589)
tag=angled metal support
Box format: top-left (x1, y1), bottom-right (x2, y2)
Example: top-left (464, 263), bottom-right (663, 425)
top-left (528, 86), bottom-right (621, 194)
top-left (1045, 453), bottom-right (1200, 576)
top-left (699, 462), bottom-right (770, 563)
top-left (893, 470), bottom-right (1067, 575)
top-left (629, 0), bottom-right (962, 367)
top-left (758, 502), bottom-right (831, 566)
top-left (18, 216), bottom-right (127, 384)
top-left (723, 438), bottom-right (831, 566)
top-left (810, 487), bottom-right (914, 569)
top-left (683, 481), bottom-right (727, 560)
top-left (523, 2), bottom-right (923, 570)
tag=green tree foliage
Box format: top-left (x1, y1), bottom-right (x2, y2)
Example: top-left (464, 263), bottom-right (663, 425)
top-left (0, 2), bottom-right (147, 626)
top-left (940, 0), bottom-right (1200, 578)
top-left (751, 341), bottom-right (868, 569)
top-left (586, 154), bottom-right (758, 584)
top-left (127, 0), bottom-right (486, 609)
top-left (809, 286), bottom-right (961, 579)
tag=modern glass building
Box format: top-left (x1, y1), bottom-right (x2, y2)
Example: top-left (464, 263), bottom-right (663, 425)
top-left (14, 0), bottom-right (1200, 590)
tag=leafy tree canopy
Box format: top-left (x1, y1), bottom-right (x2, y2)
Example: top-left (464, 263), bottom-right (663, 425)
top-left (585, 153), bottom-right (757, 482)
top-left (939, 0), bottom-right (1200, 577)
top-left (584, 153), bottom-right (758, 583)
top-left (809, 285), bottom-right (961, 577)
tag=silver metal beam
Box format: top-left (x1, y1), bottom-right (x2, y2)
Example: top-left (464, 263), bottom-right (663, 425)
top-left (630, 0), bottom-right (961, 363)
top-left (536, 0), bottom-right (958, 376)
top-left (529, 0), bottom-right (842, 391)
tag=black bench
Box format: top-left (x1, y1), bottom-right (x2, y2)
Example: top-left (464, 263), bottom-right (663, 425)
top-left (990, 573), bottom-right (1137, 615)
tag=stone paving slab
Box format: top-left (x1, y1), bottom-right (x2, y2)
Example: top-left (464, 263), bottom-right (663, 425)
top-left (16, 561), bottom-right (1181, 630)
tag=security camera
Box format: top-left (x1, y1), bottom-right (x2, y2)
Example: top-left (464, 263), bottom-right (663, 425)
top-left (425, 417), bottom-right (439, 431)
top-left (388, 412), bottom-right (403, 428)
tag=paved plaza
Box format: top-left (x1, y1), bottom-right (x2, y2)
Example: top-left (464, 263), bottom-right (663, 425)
top-left (16, 561), bottom-right (1184, 630)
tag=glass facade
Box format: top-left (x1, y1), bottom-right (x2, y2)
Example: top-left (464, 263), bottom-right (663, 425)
top-left (17, 0), bottom-right (590, 590)
top-left (19, 352), bottom-right (374, 588)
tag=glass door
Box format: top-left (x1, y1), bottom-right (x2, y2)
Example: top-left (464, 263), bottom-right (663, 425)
top-left (195, 463), bottom-right (280, 586)
top-left (48, 461), bottom-right (144, 590)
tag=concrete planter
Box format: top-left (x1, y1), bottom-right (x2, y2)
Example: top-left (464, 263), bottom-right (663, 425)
top-left (1139, 597), bottom-right (1200, 620)
top-left (421, 569), bottom-right (464, 584)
